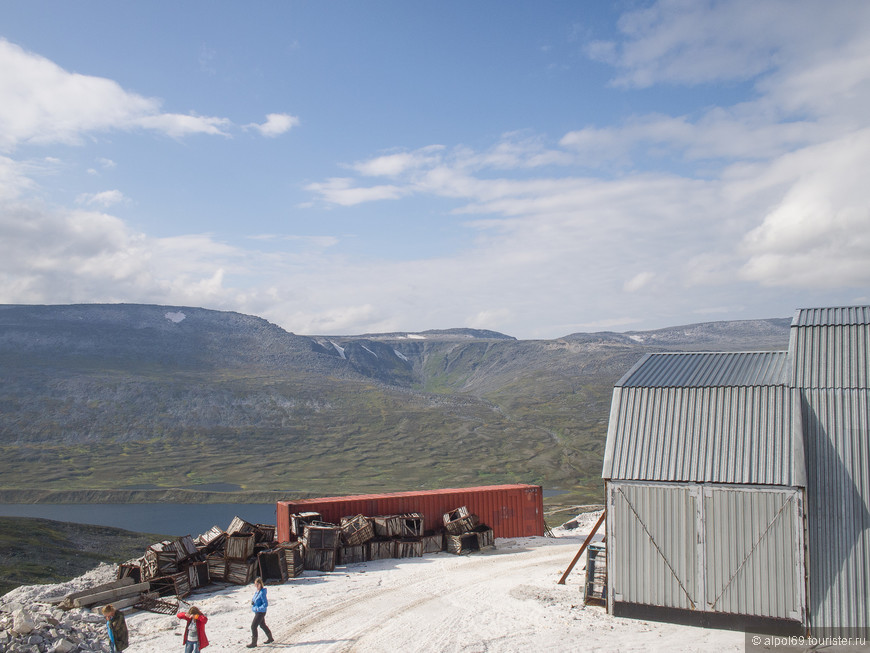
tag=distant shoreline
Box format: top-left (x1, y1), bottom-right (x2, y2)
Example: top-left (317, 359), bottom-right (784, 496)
top-left (0, 488), bottom-right (298, 504)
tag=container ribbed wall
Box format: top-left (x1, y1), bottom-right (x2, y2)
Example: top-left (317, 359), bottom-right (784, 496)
top-left (276, 484), bottom-right (543, 543)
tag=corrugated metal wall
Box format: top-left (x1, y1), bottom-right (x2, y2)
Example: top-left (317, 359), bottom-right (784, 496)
top-left (608, 481), bottom-right (805, 621)
top-left (276, 484), bottom-right (544, 542)
top-left (791, 313), bottom-right (870, 389)
top-left (603, 384), bottom-right (804, 486)
top-left (802, 388), bottom-right (870, 637)
top-left (793, 307), bottom-right (870, 637)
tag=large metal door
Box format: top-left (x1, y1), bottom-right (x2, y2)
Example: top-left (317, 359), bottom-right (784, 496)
top-left (608, 482), bottom-right (805, 622)
top-left (608, 483), bottom-right (700, 610)
top-left (703, 486), bottom-right (805, 621)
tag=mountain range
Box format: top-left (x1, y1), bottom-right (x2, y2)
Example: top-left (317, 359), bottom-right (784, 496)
top-left (0, 304), bottom-right (792, 506)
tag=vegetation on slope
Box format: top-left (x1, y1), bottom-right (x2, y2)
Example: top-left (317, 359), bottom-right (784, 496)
top-left (0, 517), bottom-right (163, 596)
top-left (0, 304), bottom-right (792, 509)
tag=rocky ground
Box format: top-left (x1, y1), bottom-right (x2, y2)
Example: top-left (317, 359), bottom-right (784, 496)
top-left (1, 563), bottom-right (118, 652)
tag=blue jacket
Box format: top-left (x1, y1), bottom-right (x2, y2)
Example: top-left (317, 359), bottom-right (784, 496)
top-left (252, 587), bottom-right (268, 613)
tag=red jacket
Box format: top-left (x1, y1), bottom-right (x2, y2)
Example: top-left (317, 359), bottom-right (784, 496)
top-left (177, 611), bottom-right (209, 649)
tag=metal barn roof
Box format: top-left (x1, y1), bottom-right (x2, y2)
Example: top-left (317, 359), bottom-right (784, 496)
top-left (603, 351), bottom-right (804, 486)
top-left (616, 351), bottom-right (790, 388)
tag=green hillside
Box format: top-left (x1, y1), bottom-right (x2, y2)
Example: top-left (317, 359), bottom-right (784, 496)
top-left (0, 304), bottom-right (791, 508)
top-left (0, 517), bottom-right (162, 596)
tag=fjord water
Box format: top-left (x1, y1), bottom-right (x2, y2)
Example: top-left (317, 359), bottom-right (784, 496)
top-left (0, 503), bottom-right (277, 536)
top-left (0, 489), bottom-right (568, 536)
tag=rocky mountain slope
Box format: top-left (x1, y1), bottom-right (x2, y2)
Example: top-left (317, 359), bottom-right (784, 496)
top-left (0, 304), bottom-right (791, 504)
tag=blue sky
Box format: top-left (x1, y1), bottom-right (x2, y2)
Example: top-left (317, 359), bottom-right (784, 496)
top-left (1, 1), bottom-right (868, 338)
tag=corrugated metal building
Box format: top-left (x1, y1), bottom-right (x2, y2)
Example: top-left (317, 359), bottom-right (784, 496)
top-left (602, 350), bottom-right (806, 623)
top-left (601, 306), bottom-right (870, 635)
top-left (793, 306), bottom-right (870, 637)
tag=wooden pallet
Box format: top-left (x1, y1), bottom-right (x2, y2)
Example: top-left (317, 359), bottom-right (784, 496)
top-left (133, 596), bottom-right (179, 615)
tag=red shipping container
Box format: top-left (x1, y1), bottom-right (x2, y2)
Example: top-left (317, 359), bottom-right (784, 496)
top-left (277, 484), bottom-right (543, 543)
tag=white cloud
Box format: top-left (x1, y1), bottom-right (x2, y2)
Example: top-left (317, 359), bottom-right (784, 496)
top-left (304, 177), bottom-right (406, 206)
top-left (352, 146), bottom-right (444, 177)
top-left (738, 130), bottom-right (870, 287)
top-left (624, 272), bottom-right (655, 293)
top-left (587, 0), bottom-right (841, 88)
top-left (0, 200), bottom-right (249, 308)
top-left (0, 155), bottom-right (34, 201)
top-left (135, 113), bottom-right (230, 138)
top-left (247, 234), bottom-right (339, 249)
top-left (247, 113), bottom-right (300, 137)
top-left (0, 38), bottom-right (231, 151)
top-left (76, 190), bottom-right (127, 208)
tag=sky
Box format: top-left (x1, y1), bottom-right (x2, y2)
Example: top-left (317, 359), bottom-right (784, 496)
top-left (1, 1), bottom-right (868, 339)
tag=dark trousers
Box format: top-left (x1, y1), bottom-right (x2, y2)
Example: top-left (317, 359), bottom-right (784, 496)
top-left (251, 611), bottom-right (272, 644)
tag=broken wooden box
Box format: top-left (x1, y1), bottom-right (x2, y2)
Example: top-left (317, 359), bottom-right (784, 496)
top-left (340, 514), bottom-right (375, 546)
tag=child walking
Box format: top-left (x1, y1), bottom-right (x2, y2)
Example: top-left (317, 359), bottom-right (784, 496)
top-left (177, 605), bottom-right (209, 652)
top-left (101, 604), bottom-right (129, 652)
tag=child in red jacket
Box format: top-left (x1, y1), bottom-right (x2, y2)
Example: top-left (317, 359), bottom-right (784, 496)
top-left (177, 606), bottom-right (209, 652)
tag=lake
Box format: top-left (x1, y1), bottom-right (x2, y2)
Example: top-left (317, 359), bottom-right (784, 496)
top-left (0, 489), bottom-right (569, 536)
top-left (0, 503), bottom-right (277, 537)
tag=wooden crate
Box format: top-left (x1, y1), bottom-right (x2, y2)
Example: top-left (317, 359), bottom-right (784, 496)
top-left (395, 538), bottom-right (423, 558)
top-left (255, 524), bottom-right (276, 544)
top-left (227, 516), bottom-right (256, 535)
top-left (186, 561), bottom-right (210, 589)
top-left (195, 526), bottom-right (226, 553)
top-left (338, 544), bottom-right (369, 565)
top-left (303, 547), bottom-right (336, 572)
top-left (421, 532), bottom-right (444, 554)
top-left (446, 532), bottom-right (481, 555)
top-left (149, 573), bottom-right (190, 598)
top-left (369, 539), bottom-right (396, 560)
top-left (302, 522), bottom-right (340, 550)
top-left (340, 514), bottom-right (375, 546)
top-left (174, 535), bottom-right (199, 560)
top-left (206, 554), bottom-right (226, 581)
top-left (258, 549), bottom-right (288, 584)
top-left (398, 513), bottom-right (424, 537)
top-left (471, 525), bottom-right (495, 550)
top-left (117, 562), bottom-right (142, 583)
top-left (443, 506), bottom-right (470, 523)
top-left (278, 542), bottom-right (304, 578)
top-left (290, 512), bottom-right (322, 538)
top-left (225, 558), bottom-right (257, 585)
top-left (143, 543), bottom-right (179, 579)
top-left (172, 571), bottom-right (192, 598)
top-left (445, 514), bottom-right (479, 535)
top-left (372, 515), bottom-right (403, 537)
top-left (226, 533), bottom-right (256, 561)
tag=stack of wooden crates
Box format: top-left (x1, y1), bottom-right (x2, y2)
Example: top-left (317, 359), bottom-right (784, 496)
top-left (443, 506), bottom-right (494, 555)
